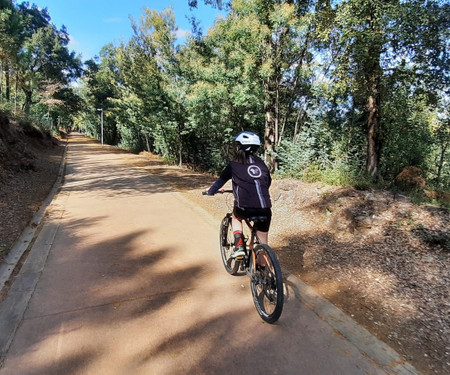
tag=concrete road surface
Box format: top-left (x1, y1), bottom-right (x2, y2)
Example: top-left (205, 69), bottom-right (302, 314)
top-left (0, 134), bottom-right (417, 375)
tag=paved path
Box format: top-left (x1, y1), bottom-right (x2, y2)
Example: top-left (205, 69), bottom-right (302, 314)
top-left (0, 135), bottom-right (417, 374)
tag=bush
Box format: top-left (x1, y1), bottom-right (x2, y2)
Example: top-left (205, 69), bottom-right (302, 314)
top-left (277, 132), bottom-right (371, 189)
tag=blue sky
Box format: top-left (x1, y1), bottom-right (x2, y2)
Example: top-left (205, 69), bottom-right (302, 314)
top-left (28, 0), bottom-right (226, 61)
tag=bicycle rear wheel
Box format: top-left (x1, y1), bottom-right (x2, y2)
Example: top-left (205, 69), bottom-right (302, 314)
top-left (219, 214), bottom-right (240, 275)
top-left (250, 244), bottom-right (284, 323)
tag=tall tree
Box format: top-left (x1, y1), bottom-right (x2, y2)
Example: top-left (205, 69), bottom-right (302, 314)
top-left (124, 7), bottom-right (188, 164)
top-left (18, 20), bottom-right (81, 113)
top-left (190, 0), bottom-right (316, 171)
top-left (255, 0), bottom-right (315, 171)
top-left (0, 0), bottom-right (22, 102)
top-left (330, 0), bottom-right (449, 177)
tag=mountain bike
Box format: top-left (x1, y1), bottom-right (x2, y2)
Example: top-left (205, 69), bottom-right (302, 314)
top-left (203, 189), bottom-right (283, 323)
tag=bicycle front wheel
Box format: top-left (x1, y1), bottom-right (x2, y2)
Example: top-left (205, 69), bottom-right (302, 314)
top-left (250, 244), bottom-right (284, 323)
top-left (219, 214), bottom-right (240, 275)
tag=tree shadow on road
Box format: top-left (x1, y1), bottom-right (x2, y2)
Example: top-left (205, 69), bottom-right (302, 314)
top-left (0, 209), bottom-right (386, 375)
top-left (3, 215), bottom-right (216, 373)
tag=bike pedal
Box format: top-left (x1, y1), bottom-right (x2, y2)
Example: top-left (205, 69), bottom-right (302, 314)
top-left (235, 255), bottom-right (244, 260)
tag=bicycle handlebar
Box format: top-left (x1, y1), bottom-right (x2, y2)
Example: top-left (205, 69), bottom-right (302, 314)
top-left (202, 189), bottom-right (233, 195)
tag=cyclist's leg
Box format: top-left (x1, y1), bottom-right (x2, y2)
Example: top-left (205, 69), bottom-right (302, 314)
top-left (254, 208), bottom-right (272, 245)
top-left (231, 208), bottom-right (246, 257)
top-left (231, 213), bottom-right (243, 232)
top-left (256, 230), bottom-right (268, 244)
top-left (232, 207), bottom-right (245, 242)
top-left (255, 230), bottom-right (269, 266)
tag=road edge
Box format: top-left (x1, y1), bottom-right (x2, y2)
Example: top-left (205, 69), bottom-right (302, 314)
top-left (0, 140), bottom-right (68, 367)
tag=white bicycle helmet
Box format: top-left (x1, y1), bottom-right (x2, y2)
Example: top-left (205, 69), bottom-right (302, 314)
top-left (235, 131), bottom-right (261, 152)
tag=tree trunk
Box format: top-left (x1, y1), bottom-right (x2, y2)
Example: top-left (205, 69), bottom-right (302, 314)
top-left (364, 6), bottom-right (384, 179)
top-left (178, 124), bottom-right (183, 167)
top-left (435, 141), bottom-right (448, 185)
top-left (264, 60), bottom-right (280, 172)
top-left (366, 92), bottom-right (381, 177)
top-left (23, 89), bottom-right (33, 114)
top-left (14, 71), bottom-right (18, 113)
top-left (264, 103), bottom-right (278, 172)
top-left (0, 62), bottom-right (3, 102)
top-left (144, 133), bottom-right (151, 152)
top-left (5, 63), bottom-right (10, 101)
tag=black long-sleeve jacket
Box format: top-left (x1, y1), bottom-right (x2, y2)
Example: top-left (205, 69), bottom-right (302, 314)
top-left (208, 155), bottom-right (272, 209)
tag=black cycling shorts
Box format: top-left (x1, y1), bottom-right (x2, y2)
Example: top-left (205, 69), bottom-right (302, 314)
top-left (233, 206), bottom-right (272, 232)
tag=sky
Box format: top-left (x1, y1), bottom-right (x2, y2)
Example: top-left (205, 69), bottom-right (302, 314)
top-left (27, 0), bottom-right (226, 61)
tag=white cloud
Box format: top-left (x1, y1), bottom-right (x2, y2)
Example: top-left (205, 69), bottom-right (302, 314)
top-left (67, 35), bottom-right (81, 56)
top-left (68, 35), bottom-right (78, 46)
top-left (176, 28), bottom-right (190, 39)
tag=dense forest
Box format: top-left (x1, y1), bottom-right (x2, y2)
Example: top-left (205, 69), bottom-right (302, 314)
top-left (1, 0), bottom-right (449, 193)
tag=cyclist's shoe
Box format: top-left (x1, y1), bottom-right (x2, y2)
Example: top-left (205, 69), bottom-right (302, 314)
top-left (231, 246), bottom-right (245, 259)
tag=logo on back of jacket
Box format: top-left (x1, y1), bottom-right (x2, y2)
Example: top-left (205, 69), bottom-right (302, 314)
top-left (248, 165), bottom-right (262, 178)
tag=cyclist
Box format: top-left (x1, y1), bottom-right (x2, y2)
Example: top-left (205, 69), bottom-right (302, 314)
top-left (206, 131), bottom-right (272, 258)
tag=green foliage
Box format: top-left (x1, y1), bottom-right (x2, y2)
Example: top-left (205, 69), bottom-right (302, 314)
top-left (380, 89), bottom-right (435, 180)
top-left (322, 0), bottom-right (449, 177)
top-left (277, 135), bottom-right (371, 188)
top-left (0, 1), bottom-right (82, 129)
top-left (429, 98), bottom-right (450, 189)
top-left (72, 0), bottom-right (448, 194)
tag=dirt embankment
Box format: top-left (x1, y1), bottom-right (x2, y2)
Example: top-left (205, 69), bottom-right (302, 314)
top-left (0, 113), bottom-right (65, 261)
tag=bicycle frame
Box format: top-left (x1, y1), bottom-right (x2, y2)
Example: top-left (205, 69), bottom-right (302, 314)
top-left (211, 189), bottom-right (268, 275)
top-left (237, 216), bottom-right (265, 276)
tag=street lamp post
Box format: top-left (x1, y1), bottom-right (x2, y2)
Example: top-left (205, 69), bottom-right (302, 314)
top-left (96, 108), bottom-right (103, 144)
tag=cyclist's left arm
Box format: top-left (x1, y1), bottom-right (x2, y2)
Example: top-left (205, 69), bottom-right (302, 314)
top-left (207, 164), bottom-right (232, 195)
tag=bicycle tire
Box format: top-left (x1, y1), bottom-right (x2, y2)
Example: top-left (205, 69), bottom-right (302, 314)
top-left (219, 214), bottom-right (240, 275)
top-left (250, 244), bottom-right (284, 323)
